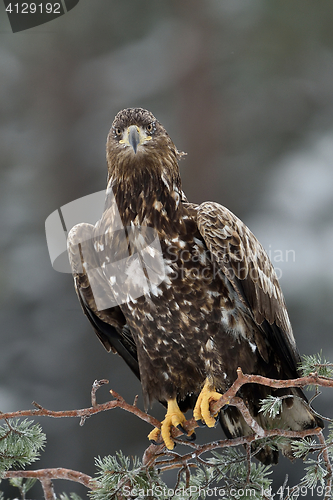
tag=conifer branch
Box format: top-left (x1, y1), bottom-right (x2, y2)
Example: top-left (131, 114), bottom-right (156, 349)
top-left (1, 368), bottom-right (333, 499)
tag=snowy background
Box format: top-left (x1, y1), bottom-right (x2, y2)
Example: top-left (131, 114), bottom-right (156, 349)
top-left (1, 1), bottom-right (333, 497)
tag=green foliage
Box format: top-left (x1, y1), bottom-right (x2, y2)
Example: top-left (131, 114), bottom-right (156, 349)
top-left (301, 457), bottom-right (328, 489)
top-left (0, 419), bottom-right (46, 476)
top-left (88, 448), bottom-right (274, 500)
top-left (175, 467), bottom-right (214, 500)
top-left (8, 477), bottom-right (37, 497)
top-left (291, 437), bottom-right (317, 459)
top-left (300, 351), bottom-right (333, 378)
top-left (326, 422), bottom-right (333, 462)
top-left (89, 451), bottom-right (164, 500)
top-left (259, 395), bottom-right (283, 418)
top-left (204, 448), bottom-right (273, 499)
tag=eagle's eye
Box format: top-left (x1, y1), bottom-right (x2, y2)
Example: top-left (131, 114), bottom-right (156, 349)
top-left (146, 123), bottom-right (153, 133)
top-left (115, 127), bottom-right (122, 137)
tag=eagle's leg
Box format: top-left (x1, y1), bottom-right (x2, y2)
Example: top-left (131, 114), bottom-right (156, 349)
top-left (193, 378), bottom-right (223, 427)
top-left (148, 399), bottom-right (193, 450)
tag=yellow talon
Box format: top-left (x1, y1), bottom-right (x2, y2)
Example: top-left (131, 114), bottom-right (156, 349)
top-left (148, 399), bottom-right (189, 450)
top-left (147, 427), bottom-right (161, 443)
top-left (193, 379), bottom-right (223, 427)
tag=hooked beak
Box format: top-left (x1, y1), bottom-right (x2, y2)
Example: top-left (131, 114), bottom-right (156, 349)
top-left (128, 125), bottom-right (140, 154)
top-left (119, 125), bottom-right (152, 154)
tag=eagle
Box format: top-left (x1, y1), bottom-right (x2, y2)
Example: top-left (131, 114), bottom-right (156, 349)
top-left (67, 107), bottom-right (322, 464)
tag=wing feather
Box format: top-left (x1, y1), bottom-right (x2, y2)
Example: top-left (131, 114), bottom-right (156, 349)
top-left (67, 222), bottom-right (139, 379)
top-left (195, 201), bottom-right (300, 374)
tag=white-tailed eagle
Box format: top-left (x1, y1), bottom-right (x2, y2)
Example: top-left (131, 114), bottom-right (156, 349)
top-left (67, 108), bottom-right (322, 464)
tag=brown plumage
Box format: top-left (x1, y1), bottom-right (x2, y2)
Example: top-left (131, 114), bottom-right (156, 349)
top-left (67, 107), bottom-right (322, 463)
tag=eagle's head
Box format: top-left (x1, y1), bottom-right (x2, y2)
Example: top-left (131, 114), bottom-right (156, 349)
top-left (106, 108), bottom-right (185, 190)
top-left (108, 108), bottom-right (160, 157)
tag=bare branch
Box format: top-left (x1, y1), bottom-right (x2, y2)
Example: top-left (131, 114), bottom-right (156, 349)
top-left (0, 391), bottom-right (160, 430)
top-left (2, 371), bottom-right (331, 440)
top-left (210, 368), bottom-right (333, 416)
top-left (3, 468), bottom-right (93, 488)
top-left (91, 379), bottom-right (109, 407)
top-left (39, 478), bottom-right (56, 500)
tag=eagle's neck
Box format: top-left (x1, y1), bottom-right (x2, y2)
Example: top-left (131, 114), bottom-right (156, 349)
top-left (108, 160), bottom-right (186, 230)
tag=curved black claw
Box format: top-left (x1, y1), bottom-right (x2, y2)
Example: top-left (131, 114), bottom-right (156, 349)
top-left (185, 431), bottom-right (196, 442)
top-left (195, 419), bottom-right (207, 428)
top-left (176, 424), bottom-right (196, 442)
top-left (149, 439), bottom-right (160, 446)
top-left (177, 424), bottom-right (187, 434)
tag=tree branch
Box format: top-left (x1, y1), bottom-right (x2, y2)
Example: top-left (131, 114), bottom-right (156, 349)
top-left (146, 369), bottom-right (333, 444)
top-left (144, 427), bottom-right (324, 469)
top-left (210, 368), bottom-right (333, 416)
top-left (3, 468), bottom-right (93, 488)
top-left (39, 477), bottom-right (56, 500)
top-left (0, 388), bottom-right (160, 430)
top-left (1, 372), bottom-right (332, 497)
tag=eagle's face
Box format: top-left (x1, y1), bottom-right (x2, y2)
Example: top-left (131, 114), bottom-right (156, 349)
top-left (106, 107), bottom-right (184, 199)
top-left (107, 108), bottom-right (170, 162)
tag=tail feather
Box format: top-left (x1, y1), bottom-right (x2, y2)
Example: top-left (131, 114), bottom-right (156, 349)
top-left (219, 386), bottom-right (323, 465)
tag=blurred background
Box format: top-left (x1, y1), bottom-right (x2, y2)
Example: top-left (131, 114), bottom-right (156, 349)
top-left (1, 0), bottom-right (333, 498)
